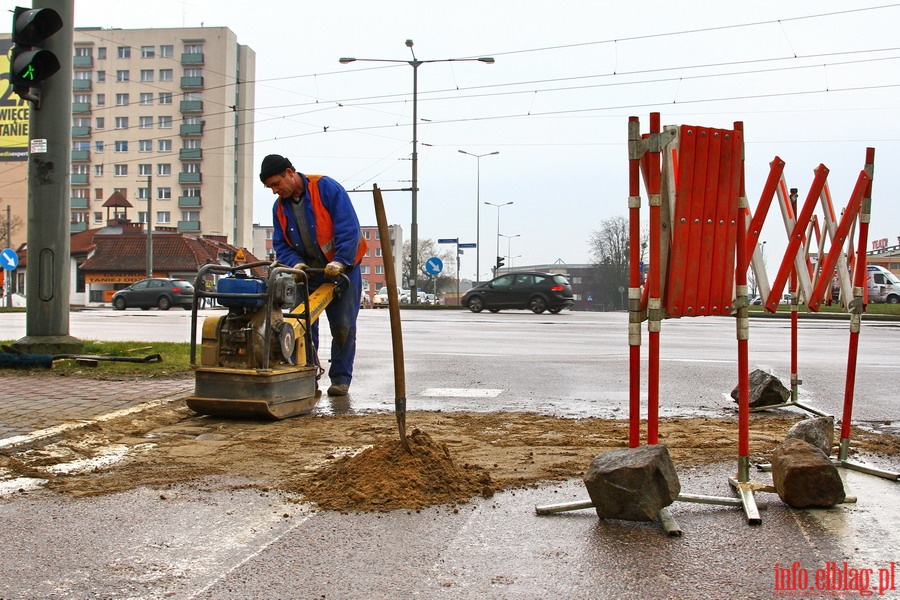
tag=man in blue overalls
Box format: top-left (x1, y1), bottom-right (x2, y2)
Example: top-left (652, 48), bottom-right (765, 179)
top-left (260, 154), bottom-right (367, 397)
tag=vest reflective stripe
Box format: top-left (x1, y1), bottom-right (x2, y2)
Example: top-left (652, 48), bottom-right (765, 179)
top-left (276, 174), bottom-right (368, 266)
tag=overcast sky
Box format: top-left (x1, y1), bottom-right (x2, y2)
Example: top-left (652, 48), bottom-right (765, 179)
top-left (55, 1), bottom-right (900, 279)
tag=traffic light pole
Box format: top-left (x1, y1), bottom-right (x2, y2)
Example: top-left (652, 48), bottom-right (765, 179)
top-left (12, 0), bottom-right (81, 354)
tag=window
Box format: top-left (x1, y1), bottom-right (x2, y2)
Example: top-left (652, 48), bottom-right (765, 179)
top-left (114, 116), bottom-right (128, 129)
top-left (139, 164), bottom-right (152, 176)
top-left (94, 188), bottom-right (103, 200)
top-left (138, 188), bottom-right (149, 199)
top-left (95, 116), bottom-right (104, 129)
top-left (157, 188), bottom-right (172, 200)
top-left (184, 67), bottom-right (202, 78)
top-left (117, 46), bottom-right (130, 59)
top-left (114, 164), bottom-right (128, 177)
top-left (72, 187), bottom-right (88, 197)
top-left (140, 69), bottom-right (153, 82)
top-left (159, 69), bottom-right (173, 81)
top-left (114, 140), bottom-right (128, 152)
top-left (183, 91), bottom-right (201, 102)
top-left (97, 47), bottom-right (106, 60)
top-left (73, 164), bottom-right (89, 175)
top-left (363, 230), bottom-right (371, 239)
top-left (361, 265), bottom-right (370, 274)
top-left (158, 92), bottom-right (172, 105)
top-left (376, 248), bottom-right (383, 257)
top-left (73, 93), bottom-right (90, 104)
top-left (94, 141), bottom-right (104, 153)
top-left (181, 210), bottom-right (200, 221)
top-left (137, 211), bottom-right (148, 223)
top-left (140, 46), bottom-right (155, 58)
top-left (183, 163), bottom-right (200, 174)
top-left (158, 116), bottom-right (172, 129)
top-left (139, 116), bottom-right (153, 129)
top-left (93, 212), bottom-right (103, 224)
top-left (157, 164), bottom-right (171, 176)
top-left (184, 115), bottom-right (202, 125)
top-left (156, 211), bottom-right (171, 224)
top-left (376, 265), bottom-right (385, 274)
top-left (96, 70), bottom-right (105, 82)
top-left (96, 93), bottom-right (105, 106)
top-left (73, 117), bottom-right (90, 127)
top-left (183, 138), bottom-right (200, 149)
top-left (139, 140), bottom-right (152, 152)
top-left (115, 93), bottom-right (129, 106)
top-left (183, 187), bottom-right (200, 197)
top-left (139, 92), bottom-right (153, 105)
top-left (74, 70), bottom-right (91, 80)
top-left (116, 70), bottom-right (129, 82)
top-left (75, 47), bottom-right (91, 58)
top-left (158, 139), bottom-right (172, 152)
top-left (184, 44), bottom-right (203, 54)
top-left (160, 45), bottom-right (174, 58)
top-left (93, 164), bottom-right (103, 177)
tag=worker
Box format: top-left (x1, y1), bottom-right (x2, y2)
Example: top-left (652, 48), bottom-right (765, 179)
top-left (260, 154), bottom-right (367, 397)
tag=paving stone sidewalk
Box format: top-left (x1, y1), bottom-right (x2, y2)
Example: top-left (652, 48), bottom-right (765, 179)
top-left (0, 375), bottom-right (193, 442)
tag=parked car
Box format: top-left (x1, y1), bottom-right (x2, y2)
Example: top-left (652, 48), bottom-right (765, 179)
top-left (462, 272), bottom-right (574, 314)
top-left (373, 286), bottom-right (410, 308)
top-left (111, 277), bottom-right (195, 310)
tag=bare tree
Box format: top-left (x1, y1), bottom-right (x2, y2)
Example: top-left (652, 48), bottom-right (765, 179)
top-left (402, 238), bottom-right (457, 293)
top-left (0, 212), bottom-right (23, 249)
top-left (587, 216), bottom-right (647, 310)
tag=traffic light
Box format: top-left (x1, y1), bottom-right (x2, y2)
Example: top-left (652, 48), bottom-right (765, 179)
top-left (10, 6), bottom-right (63, 107)
top-left (496, 256), bottom-right (505, 270)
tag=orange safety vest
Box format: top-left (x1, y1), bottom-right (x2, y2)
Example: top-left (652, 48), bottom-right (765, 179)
top-left (276, 174), bottom-right (367, 266)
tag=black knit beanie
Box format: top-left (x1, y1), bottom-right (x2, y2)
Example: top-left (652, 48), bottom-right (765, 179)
top-left (259, 154), bottom-right (294, 182)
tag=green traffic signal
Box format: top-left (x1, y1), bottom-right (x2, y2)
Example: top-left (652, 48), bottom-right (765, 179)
top-left (10, 6), bottom-right (63, 105)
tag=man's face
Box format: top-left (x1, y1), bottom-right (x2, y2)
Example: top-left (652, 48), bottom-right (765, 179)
top-left (263, 169), bottom-right (301, 199)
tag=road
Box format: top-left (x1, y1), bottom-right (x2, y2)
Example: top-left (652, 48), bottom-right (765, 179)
top-left (1, 308), bottom-right (899, 599)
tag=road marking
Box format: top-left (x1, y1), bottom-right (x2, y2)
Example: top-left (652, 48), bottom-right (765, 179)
top-left (420, 388), bottom-right (504, 398)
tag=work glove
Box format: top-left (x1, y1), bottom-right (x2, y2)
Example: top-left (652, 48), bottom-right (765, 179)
top-left (291, 262), bottom-right (309, 282)
top-left (324, 261), bottom-right (346, 279)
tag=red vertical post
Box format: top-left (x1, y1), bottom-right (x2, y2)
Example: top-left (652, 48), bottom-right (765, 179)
top-left (627, 116), bottom-right (643, 448)
top-left (647, 112), bottom-right (662, 445)
top-left (840, 148), bottom-right (874, 458)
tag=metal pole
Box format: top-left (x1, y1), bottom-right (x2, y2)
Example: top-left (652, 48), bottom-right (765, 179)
top-left (476, 157), bottom-right (480, 281)
top-left (146, 175), bottom-right (153, 277)
top-left (6, 205), bottom-right (11, 308)
top-left (410, 60), bottom-right (419, 304)
top-left (14, 0), bottom-right (81, 355)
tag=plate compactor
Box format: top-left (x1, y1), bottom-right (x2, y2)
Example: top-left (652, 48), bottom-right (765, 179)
top-left (185, 261), bottom-right (344, 420)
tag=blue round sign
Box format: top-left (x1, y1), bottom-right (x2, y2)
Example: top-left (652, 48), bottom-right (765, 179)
top-left (425, 257), bottom-right (443, 275)
top-left (1, 248), bottom-right (19, 270)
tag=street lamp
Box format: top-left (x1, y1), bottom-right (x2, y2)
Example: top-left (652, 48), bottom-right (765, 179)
top-left (499, 233), bottom-right (520, 270)
top-left (341, 40), bottom-right (495, 302)
top-left (459, 149), bottom-right (499, 282)
top-left (485, 201), bottom-right (513, 275)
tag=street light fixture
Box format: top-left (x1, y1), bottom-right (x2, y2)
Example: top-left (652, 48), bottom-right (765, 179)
top-left (485, 201), bottom-right (513, 275)
top-left (340, 41), bottom-right (495, 302)
top-left (459, 149), bottom-right (499, 282)
top-left (499, 233), bottom-right (520, 270)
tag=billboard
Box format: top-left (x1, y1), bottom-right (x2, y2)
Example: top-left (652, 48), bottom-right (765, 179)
top-left (0, 38), bottom-right (29, 162)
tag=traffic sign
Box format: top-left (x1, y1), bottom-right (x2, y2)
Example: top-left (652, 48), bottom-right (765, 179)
top-left (458, 243), bottom-right (477, 248)
top-left (1, 248), bottom-right (19, 270)
top-left (437, 238), bottom-right (458, 244)
top-left (425, 257), bottom-right (443, 275)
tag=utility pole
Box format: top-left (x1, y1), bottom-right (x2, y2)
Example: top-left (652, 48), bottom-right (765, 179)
top-left (12, 0), bottom-right (82, 354)
top-left (5, 204), bottom-right (11, 308)
top-left (146, 175), bottom-right (153, 277)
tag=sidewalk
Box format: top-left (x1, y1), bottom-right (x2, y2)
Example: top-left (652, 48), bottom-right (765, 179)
top-left (0, 375), bottom-right (193, 445)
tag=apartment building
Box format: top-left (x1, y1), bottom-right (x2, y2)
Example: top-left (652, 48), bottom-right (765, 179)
top-left (64, 26), bottom-right (255, 247)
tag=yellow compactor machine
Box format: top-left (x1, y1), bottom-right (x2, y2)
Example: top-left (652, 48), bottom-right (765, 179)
top-left (185, 261), bottom-right (343, 419)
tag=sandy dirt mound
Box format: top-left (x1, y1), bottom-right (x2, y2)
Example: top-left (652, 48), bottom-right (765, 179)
top-left (2, 404), bottom-right (899, 512)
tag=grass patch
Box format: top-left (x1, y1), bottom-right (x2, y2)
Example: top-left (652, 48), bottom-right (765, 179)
top-left (0, 340), bottom-right (193, 378)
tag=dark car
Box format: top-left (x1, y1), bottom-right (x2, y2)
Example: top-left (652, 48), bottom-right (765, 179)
top-left (462, 272), bottom-right (574, 314)
top-left (111, 278), bottom-right (195, 311)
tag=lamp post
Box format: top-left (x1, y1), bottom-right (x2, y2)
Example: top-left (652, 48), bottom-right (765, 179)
top-left (458, 149), bottom-right (498, 283)
top-left (341, 41), bottom-right (494, 302)
top-left (499, 233), bottom-right (520, 270)
top-left (485, 201), bottom-right (513, 275)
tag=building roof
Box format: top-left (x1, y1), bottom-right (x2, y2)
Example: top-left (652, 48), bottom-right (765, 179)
top-left (102, 191), bottom-right (132, 208)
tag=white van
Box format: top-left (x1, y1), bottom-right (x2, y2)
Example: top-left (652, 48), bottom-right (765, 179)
top-left (867, 265), bottom-right (900, 304)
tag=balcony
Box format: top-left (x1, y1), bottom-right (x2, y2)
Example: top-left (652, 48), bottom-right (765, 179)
top-left (179, 148), bottom-right (202, 160)
top-left (72, 55), bottom-right (93, 69)
top-left (178, 196), bottom-right (202, 207)
top-left (70, 173), bottom-right (90, 185)
top-left (71, 102), bottom-right (91, 114)
top-left (178, 220), bottom-right (201, 232)
top-left (72, 126), bottom-right (91, 137)
top-left (71, 197), bottom-right (90, 209)
top-left (70, 221), bottom-right (88, 233)
top-left (180, 53), bottom-right (204, 65)
top-left (72, 79), bottom-right (92, 91)
top-left (71, 149), bottom-right (91, 162)
top-left (179, 123), bottom-right (204, 136)
top-left (179, 100), bottom-right (203, 113)
top-left (179, 76), bottom-right (204, 89)
top-left (178, 172), bottom-right (202, 184)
